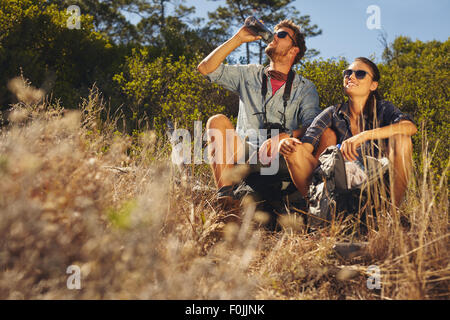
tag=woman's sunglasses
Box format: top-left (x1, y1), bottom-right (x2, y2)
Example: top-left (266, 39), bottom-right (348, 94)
top-left (343, 69), bottom-right (372, 79)
top-left (275, 31), bottom-right (297, 46)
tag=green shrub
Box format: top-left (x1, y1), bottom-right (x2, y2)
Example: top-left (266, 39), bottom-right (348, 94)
top-left (298, 57), bottom-right (348, 109)
top-left (113, 49), bottom-right (230, 136)
top-left (379, 37), bottom-right (450, 179)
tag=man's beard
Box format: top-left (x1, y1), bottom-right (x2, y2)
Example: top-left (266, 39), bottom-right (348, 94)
top-left (265, 45), bottom-right (289, 62)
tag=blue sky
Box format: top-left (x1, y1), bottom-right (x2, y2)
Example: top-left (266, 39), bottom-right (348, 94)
top-left (126, 0), bottom-right (450, 62)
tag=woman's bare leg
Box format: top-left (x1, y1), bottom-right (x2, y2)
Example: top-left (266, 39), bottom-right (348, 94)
top-left (388, 134), bottom-right (413, 207)
top-left (313, 128), bottom-right (338, 160)
top-left (284, 128), bottom-right (337, 197)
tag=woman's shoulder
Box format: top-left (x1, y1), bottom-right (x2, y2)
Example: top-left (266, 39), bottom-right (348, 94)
top-left (327, 101), bottom-right (348, 115)
top-left (376, 98), bottom-right (405, 115)
top-left (377, 98), bottom-right (415, 123)
top-left (313, 103), bottom-right (345, 121)
top-left (377, 99), bottom-right (398, 110)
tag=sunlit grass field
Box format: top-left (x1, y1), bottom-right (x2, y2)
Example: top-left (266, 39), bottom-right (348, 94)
top-left (0, 82), bottom-right (448, 300)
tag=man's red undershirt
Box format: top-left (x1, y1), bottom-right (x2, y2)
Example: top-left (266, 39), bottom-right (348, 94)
top-left (270, 78), bottom-right (286, 96)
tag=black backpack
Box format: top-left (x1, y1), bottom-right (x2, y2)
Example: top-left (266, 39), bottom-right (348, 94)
top-left (307, 145), bottom-right (389, 229)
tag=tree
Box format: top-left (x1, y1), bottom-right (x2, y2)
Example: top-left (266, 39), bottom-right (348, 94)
top-left (46, 0), bottom-right (142, 44)
top-left (48, 0), bottom-right (218, 59)
top-left (0, 0), bottom-right (125, 108)
top-left (207, 0), bottom-right (322, 64)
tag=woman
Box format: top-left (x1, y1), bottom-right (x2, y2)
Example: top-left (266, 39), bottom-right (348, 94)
top-left (278, 57), bottom-right (417, 207)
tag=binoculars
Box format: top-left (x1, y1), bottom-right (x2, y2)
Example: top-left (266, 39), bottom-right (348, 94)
top-left (263, 122), bottom-right (288, 138)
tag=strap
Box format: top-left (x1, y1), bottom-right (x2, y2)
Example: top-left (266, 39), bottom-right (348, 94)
top-left (260, 68), bottom-right (295, 128)
top-left (261, 72), bottom-right (268, 98)
top-left (282, 69), bottom-right (295, 103)
top-left (261, 68), bottom-right (295, 102)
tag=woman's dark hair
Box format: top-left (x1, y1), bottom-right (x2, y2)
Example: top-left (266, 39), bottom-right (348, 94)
top-left (351, 57), bottom-right (383, 126)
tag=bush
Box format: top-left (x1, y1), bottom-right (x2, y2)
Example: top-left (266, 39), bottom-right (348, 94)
top-left (298, 57), bottom-right (348, 109)
top-left (113, 49), bottom-right (232, 136)
top-left (378, 37), bottom-right (450, 179)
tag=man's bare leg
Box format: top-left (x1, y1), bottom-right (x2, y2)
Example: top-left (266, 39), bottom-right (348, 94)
top-left (388, 134), bottom-right (413, 207)
top-left (206, 114), bottom-right (246, 188)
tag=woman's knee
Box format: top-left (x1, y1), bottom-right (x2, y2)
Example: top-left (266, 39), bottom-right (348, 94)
top-left (390, 134), bottom-right (413, 155)
top-left (284, 143), bottom-right (311, 164)
top-left (315, 128), bottom-right (337, 157)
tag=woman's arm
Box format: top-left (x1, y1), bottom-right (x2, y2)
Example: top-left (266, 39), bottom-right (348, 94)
top-left (341, 120), bottom-right (417, 161)
top-left (363, 120), bottom-right (417, 140)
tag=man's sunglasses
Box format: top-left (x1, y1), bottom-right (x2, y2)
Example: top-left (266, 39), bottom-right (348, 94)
top-left (343, 69), bottom-right (372, 79)
top-left (275, 31), bottom-right (297, 46)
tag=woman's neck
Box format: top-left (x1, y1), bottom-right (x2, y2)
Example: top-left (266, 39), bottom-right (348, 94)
top-left (348, 96), bottom-right (368, 119)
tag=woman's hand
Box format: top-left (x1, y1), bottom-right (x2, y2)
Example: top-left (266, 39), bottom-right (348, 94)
top-left (341, 132), bottom-right (367, 161)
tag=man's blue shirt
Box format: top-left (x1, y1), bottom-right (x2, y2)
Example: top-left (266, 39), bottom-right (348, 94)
top-left (206, 63), bottom-right (321, 146)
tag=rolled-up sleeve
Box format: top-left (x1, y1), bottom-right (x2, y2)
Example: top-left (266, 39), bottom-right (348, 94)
top-left (381, 101), bottom-right (415, 126)
top-left (301, 106), bottom-right (334, 150)
top-left (205, 63), bottom-right (245, 94)
top-left (297, 84), bottom-right (321, 128)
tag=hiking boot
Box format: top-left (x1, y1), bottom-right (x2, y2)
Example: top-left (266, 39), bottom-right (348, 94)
top-left (216, 185), bottom-right (240, 210)
top-left (216, 185), bottom-right (235, 198)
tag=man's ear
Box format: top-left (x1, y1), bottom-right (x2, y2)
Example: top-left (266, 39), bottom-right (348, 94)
top-left (290, 46), bottom-right (300, 58)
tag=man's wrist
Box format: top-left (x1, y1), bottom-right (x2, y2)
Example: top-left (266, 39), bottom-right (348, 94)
top-left (231, 32), bottom-right (244, 46)
top-left (288, 129), bottom-right (294, 138)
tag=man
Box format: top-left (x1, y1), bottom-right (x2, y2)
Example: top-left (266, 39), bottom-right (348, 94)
top-left (197, 19), bottom-right (334, 208)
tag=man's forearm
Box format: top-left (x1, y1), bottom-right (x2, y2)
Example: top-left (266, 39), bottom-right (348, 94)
top-left (197, 35), bottom-right (242, 75)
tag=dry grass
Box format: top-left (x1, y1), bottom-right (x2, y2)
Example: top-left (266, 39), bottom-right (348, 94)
top-left (0, 82), bottom-right (448, 300)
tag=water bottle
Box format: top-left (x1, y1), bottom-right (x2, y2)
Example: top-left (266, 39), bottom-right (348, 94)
top-left (244, 16), bottom-right (274, 44)
top-left (337, 144), bottom-right (366, 189)
top-left (336, 144), bottom-right (363, 164)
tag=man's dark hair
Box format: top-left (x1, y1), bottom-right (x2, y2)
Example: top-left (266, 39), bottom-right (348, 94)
top-left (274, 20), bottom-right (306, 64)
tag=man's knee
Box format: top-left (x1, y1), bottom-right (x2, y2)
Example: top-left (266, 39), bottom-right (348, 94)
top-left (206, 114), bottom-right (231, 130)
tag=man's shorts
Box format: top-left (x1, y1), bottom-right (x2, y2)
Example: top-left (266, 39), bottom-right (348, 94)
top-left (232, 137), bottom-right (302, 204)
